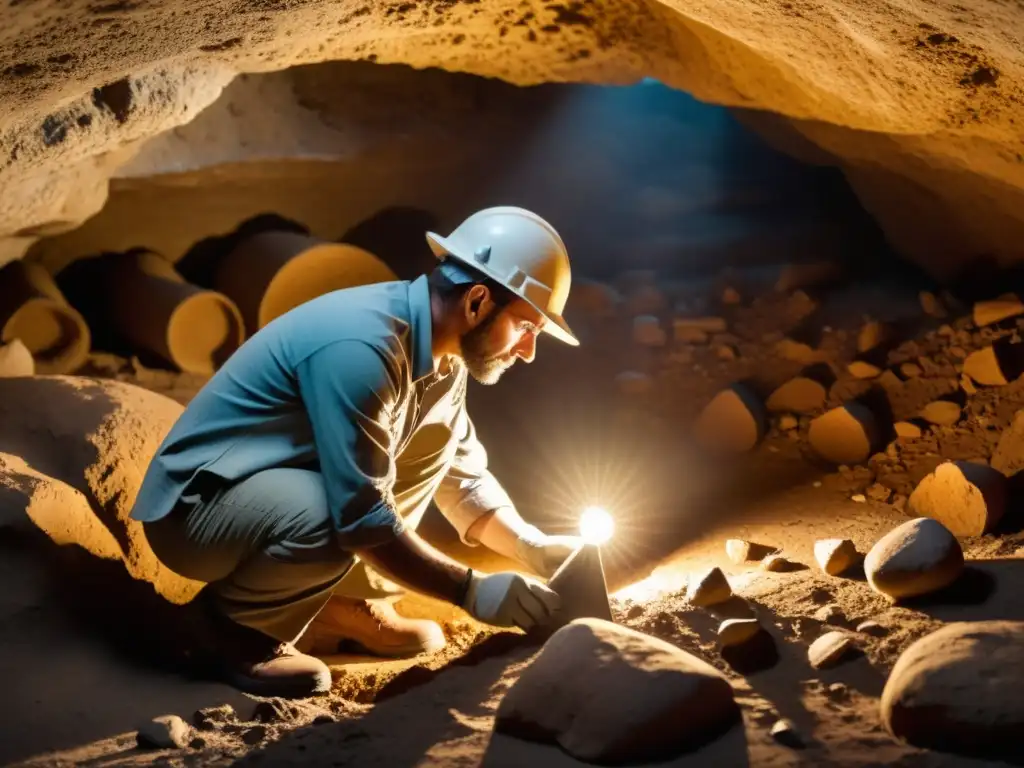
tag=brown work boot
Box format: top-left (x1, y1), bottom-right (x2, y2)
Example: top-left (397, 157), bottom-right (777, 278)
top-left (184, 597), bottom-right (332, 699)
top-left (298, 596), bottom-right (447, 658)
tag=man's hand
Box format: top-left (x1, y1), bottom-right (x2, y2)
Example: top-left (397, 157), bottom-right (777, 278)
top-left (514, 534), bottom-right (583, 580)
top-left (461, 571), bottom-right (561, 630)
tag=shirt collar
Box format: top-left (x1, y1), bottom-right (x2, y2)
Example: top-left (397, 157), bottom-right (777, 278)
top-left (407, 274), bottom-right (435, 383)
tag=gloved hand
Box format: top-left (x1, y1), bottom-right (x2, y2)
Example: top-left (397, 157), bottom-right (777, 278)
top-left (514, 534), bottom-right (583, 580)
top-left (461, 571), bottom-right (561, 631)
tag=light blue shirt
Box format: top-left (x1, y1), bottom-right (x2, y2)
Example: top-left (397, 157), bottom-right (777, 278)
top-left (130, 275), bottom-right (511, 549)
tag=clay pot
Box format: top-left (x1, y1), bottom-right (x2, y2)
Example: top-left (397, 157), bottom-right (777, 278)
top-left (102, 251), bottom-right (245, 375)
top-left (0, 260), bottom-right (90, 374)
top-left (214, 231), bottom-right (398, 332)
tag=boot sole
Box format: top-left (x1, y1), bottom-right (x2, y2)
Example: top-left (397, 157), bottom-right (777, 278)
top-left (221, 667), bottom-right (333, 699)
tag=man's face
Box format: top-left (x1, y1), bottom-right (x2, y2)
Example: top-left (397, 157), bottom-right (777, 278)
top-left (460, 295), bottom-right (545, 385)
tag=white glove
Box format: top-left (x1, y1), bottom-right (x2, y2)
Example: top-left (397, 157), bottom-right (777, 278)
top-left (461, 571), bottom-right (561, 631)
top-left (514, 534), bottom-right (582, 579)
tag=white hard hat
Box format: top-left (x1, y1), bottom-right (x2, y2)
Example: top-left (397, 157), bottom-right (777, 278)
top-left (426, 206), bottom-right (579, 346)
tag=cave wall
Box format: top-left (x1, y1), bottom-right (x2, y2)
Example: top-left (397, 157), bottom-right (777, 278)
top-left (27, 61), bottom-right (886, 283)
top-left (2, 0), bottom-right (1022, 281)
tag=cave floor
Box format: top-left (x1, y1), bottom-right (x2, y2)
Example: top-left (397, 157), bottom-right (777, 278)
top-left (7, 272), bottom-right (1024, 767)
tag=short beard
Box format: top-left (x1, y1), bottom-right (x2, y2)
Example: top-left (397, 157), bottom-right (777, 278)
top-left (460, 310), bottom-right (513, 385)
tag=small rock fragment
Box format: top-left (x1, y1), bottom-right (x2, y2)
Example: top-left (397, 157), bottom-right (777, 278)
top-left (851, 493), bottom-right (867, 503)
top-left (0, 339), bottom-right (34, 378)
top-left (808, 402), bottom-right (881, 465)
top-left (242, 725), bottom-right (268, 745)
top-left (848, 361), bottom-right (882, 379)
top-left (778, 414), bottom-right (799, 431)
top-left (814, 538), bottom-right (859, 576)
top-left (766, 377), bottom-right (827, 414)
top-left (632, 315), bottom-right (667, 347)
top-left (623, 285), bottom-right (667, 315)
top-left (919, 291), bottom-right (947, 318)
top-left (615, 371), bottom-right (653, 396)
top-left (775, 338), bottom-right (817, 363)
top-left (688, 567), bottom-right (733, 606)
top-left (973, 295), bottom-right (1024, 327)
top-left (721, 286), bottom-right (742, 305)
top-left (920, 400), bottom-right (961, 426)
top-left (137, 715), bottom-right (192, 749)
top-left (991, 410), bottom-right (1024, 477)
top-left (900, 362), bottom-right (923, 378)
top-left (809, 631), bottom-right (857, 669)
top-left (693, 384), bottom-right (767, 454)
top-left (715, 344), bottom-right (736, 361)
top-left (864, 518), bottom-right (964, 600)
top-left (674, 325), bottom-right (709, 344)
top-left (762, 554), bottom-right (801, 572)
top-left (960, 374), bottom-right (977, 395)
top-left (907, 460), bottom-right (1007, 537)
top-left (725, 539), bottom-right (773, 564)
top-left (718, 618), bottom-right (760, 647)
top-left (770, 718), bottom-right (804, 749)
top-left (963, 346), bottom-right (1008, 386)
top-left (866, 483), bottom-right (892, 503)
top-left (857, 321), bottom-right (888, 354)
top-left (895, 421), bottom-right (923, 439)
top-left (674, 316), bottom-right (727, 334)
top-left (856, 620), bottom-right (888, 637)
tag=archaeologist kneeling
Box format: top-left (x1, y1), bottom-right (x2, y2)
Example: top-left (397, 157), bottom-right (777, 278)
top-left (130, 206), bottom-right (582, 699)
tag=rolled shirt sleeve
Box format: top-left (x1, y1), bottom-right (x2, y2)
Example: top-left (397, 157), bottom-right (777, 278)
top-left (296, 339), bottom-right (406, 549)
top-left (433, 404), bottom-right (514, 546)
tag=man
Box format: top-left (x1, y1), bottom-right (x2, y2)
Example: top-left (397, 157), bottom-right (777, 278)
top-left (131, 205), bottom-right (583, 699)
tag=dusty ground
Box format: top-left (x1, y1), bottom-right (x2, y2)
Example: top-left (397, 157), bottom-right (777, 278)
top-left (6, 262), bottom-right (1024, 767)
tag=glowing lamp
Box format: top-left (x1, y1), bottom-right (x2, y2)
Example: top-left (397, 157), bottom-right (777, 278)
top-left (579, 506), bottom-right (614, 546)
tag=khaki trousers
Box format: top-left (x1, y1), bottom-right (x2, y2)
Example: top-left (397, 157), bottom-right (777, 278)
top-left (143, 428), bottom-right (457, 643)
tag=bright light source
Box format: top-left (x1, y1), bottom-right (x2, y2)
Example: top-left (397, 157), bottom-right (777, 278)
top-left (579, 506), bottom-right (614, 546)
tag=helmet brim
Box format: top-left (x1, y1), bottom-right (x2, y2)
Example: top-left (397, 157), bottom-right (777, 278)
top-left (426, 231), bottom-right (580, 347)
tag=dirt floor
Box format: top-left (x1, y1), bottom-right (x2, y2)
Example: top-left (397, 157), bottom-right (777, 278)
top-left (5, 262), bottom-right (1024, 767)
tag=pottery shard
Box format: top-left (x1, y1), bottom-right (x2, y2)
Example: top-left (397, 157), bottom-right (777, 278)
top-left (687, 567), bottom-right (732, 607)
top-left (809, 631), bottom-right (857, 669)
top-left (973, 295), bottom-right (1024, 327)
top-left (495, 618), bottom-right (740, 764)
top-left (814, 538), bottom-right (859, 576)
top-left (766, 377), bottom-right (827, 414)
top-left (718, 618), bottom-right (760, 647)
top-left (848, 361), bottom-right (882, 379)
top-left (990, 410), bottom-right (1024, 477)
top-left (137, 715), bottom-right (192, 749)
top-left (920, 400), bottom-right (961, 426)
top-left (693, 384), bottom-right (767, 454)
top-left (962, 346), bottom-right (1008, 386)
top-left (881, 621), bottom-right (1024, 762)
top-left (864, 518), bottom-right (964, 601)
top-left (908, 461), bottom-right (1007, 538)
top-left (0, 339), bottom-right (34, 378)
top-left (808, 402), bottom-right (880, 465)
top-left (632, 315), bottom-right (667, 347)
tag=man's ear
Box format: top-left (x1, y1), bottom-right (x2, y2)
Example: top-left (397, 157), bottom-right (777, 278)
top-left (464, 284), bottom-right (492, 324)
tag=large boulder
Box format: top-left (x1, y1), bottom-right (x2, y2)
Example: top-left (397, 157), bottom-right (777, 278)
top-left (494, 618), bottom-right (740, 764)
top-left (881, 621), bottom-right (1024, 762)
top-left (0, 376), bottom-right (200, 603)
